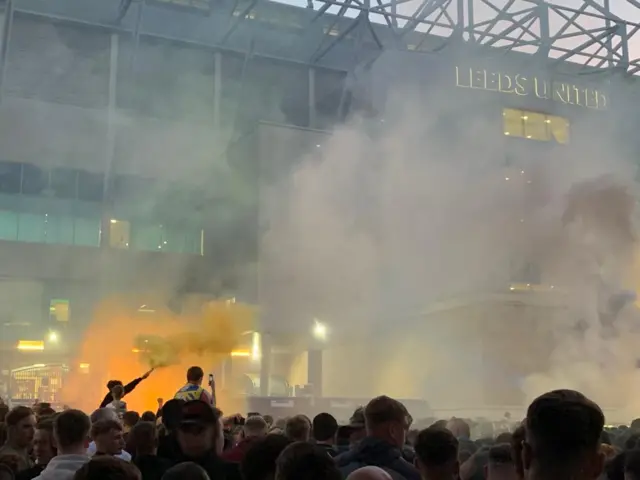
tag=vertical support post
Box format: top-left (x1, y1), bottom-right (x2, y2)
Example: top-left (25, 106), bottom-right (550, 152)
top-left (259, 333), bottom-right (271, 396)
top-left (0, 0), bottom-right (14, 102)
top-left (466, 0), bottom-right (475, 43)
top-left (308, 67), bottom-right (316, 129)
top-left (213, 51), bottom-right (222, 133)
top-left (307, 349), bottom-right (323, 397)
top-left (101, 33), bottom-right (119, 248)
top-left (536, 3), bottom-right (550, 59)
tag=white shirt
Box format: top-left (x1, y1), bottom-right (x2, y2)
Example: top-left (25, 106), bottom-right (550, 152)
top-left (86, 441), bottom-right (131, 462)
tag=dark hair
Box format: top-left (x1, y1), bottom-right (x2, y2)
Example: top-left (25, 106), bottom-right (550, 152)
top-left (5, 406), bottom-right (33, 427)
top-left (73, 456), bottom-right (141, 480)
top-left (162, 462), bottom-right (209, 480)
top-left (106, 380), bottom-right (123, 391)
top-left (91, 419), bottom-right (123, 439)
top-left (37, 407), bottom-right (57, 419)
top-left (607, 451), bottom-right (628, 480)
top-left (275, 442), bottom-right (342, 480)
top-left (54, 409), bottom-right (91, 449)
top-left (525, 389), bottom-right (604, 469)
top-left (161, 400), bottom-right (184, 431)
top-left (495, 432), bottom-right (513, 444)
top-left (37, 417), bottom-right (55, 434)
top-left (364, 396), bottom-right (409, 429)
top-left (415, 427), bottom-right (459, 468)
top-left (186, 366), bottom-right (204, 383)
top-left (122, 411), bottom-right (140, 428)
top-left (312, 413), bottom-right (338, 443)
top-left (284, 415), bottom-right (310, 442)
top-left (129, 421), bottom-right (157, 455)
top-left (140, 411), bottom-right (156, 423)
top-left (111, 385), bottom-right (125, 400)
top-left (241, 434), bottom-right (292, 480)
top-left (488, 443), bottom-right (513, 466)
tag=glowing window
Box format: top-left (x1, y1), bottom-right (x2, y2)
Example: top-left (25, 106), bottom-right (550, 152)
top-left (109, 219), bottom-right (130, 249)
top-left (502, 109), bottom-right (524, 137)
top-left (502, 109), bottom-right (569, 144)
top-left (49, 299), bottom-right (69, 323)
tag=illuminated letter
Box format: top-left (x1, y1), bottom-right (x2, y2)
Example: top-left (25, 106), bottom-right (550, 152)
top-left (514, 75), bottom-right (527, 96)
top-left (498, 73), bottom-right (514, 93)
top-left (455, 66), bottom-right (470, 88)
top-left (471, 69), bottom-right (487, 89)
top-left (572, 85), bottom-right (584, 106)
top-left (534, 78), bottom-right (550, 99)
top-left (596, 91), bottom-right (608, 110)
top-left (552, 83), bottom-right (569, 104)
top-left (486, 72), bottom-right (499, 91)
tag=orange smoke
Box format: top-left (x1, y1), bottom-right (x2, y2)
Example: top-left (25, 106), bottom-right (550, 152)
top-left (62, 298), bottom-right (254, 413)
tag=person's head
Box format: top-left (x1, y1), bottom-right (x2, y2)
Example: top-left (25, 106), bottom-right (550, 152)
top-left (244, 416), bottom-right (268, 439)
top-left (484, 444), bottom-right (517, 480)
top-left (122, 411), bottom-right (140, 431)
top-left (284, 415), bottom-right (311, 442)
top-left (625, 449), bottom-right (640, 480)
top-left (90, 408), bottom-right (120, 425)
top-left (72, 456), bottom-right (141, 480)
top-left (5, 406), bottom-right (36, 448)
top-left (91, 419), bottom-right (125, 455)
top-left (33, 417), bottom-right (56, 465)
top-left (161, 399), bottom-right (184, 432)
top-left (346, 466), bottom-right (393, 480)
top-left (162, 462), bottom-right (210, 480)
top-left (176, 400), bottom-right (220, 458)
top-left (510, 425), bottom-right (525, 480)
top-left (495, 432), bottom-right (512, 444)
top-left (523, 389), bottom-right (604, 480)
top-left (107, 380), bottom-right (124, 391)
top-left (312, 413), bottom-right (338, 444)
top-left (186, 366), bottom-right (204, 386)
top-left (446, 418), bottom-right (471, 439)
top-left (364, 396), bottom-right (410, 448)
top-left (129, 421), bottom-right (157, 456)
top-left (630, 419), bottom-right (640, 432)
top-left (414, 427), bottom-right (459, 480)
top-left (111, 384), bottom-right (125, 402)
top-left (140, 411), bottom-right (156, 423)
top-left (37, 407), bottom-right (57, 420)
top-left (263, 415), bottom-right (274, 428)
top-left (54, 409), bottom-right (91, 455)
top-left (275, 442), bottom-right (342, 480)
top-left (345, 407), bottom-right (366, 445)
top-left (241, 434), bottom-right (292, 480)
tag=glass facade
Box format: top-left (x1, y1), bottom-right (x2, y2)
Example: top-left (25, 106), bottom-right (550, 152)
top-left (503, 108), bottom-right (570, 144)
top-left (0, 212), bottom-right (100, 246)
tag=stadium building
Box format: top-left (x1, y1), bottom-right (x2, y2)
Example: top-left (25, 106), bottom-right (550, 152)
top-left (0, 0), bottom-right (638, 409)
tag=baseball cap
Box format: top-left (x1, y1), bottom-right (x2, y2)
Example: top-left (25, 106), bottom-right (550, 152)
top-left (179, 400), bottom-right (218, 427)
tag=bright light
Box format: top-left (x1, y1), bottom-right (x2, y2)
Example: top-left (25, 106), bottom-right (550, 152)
top-left (17, 340), bottom-right (44, 351)
top-left (313, 320), bottom-right (327, 341)
top-left (251, 332), bottom-right (261, 361)
top-left (231, 351), bottom-right (250, 357)
top-left (110, 219), bottom-right (117, 224)
top-left (48, 331), bottom-right (59, 343)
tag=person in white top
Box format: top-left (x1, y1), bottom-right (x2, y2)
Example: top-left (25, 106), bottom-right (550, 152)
top-left (87, 408), bottom-right (132, 462)
top-left (34, 409), bottom-right (91, 480)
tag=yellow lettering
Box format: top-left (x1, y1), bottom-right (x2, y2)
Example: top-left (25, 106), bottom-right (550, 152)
top-left (534, 78), bottom-right (550, 100)
top-left (514, 75), bottom-right (527, 96)
top-left (572, 85), bottom-right (583, 106)
top-left (471, 69), bottom-right (487, 89)
top-left (584, 89), bottom-right (599, 109)
top-left (486, 72), bottom-right (499, 91)
top-left (552, 83), bottom-right (569, 104)
top-left (596, 91), bottom-right (607, 110)
top-left (455, 66), bottom-right (470, 88)
top-left (498, 73), bottom-right (514, 93)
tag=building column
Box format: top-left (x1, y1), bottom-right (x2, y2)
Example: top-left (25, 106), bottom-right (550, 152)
top-left (307, 349), bottom-right (323, 397)
top-left (0, 0), bottom-right (13, 102)
top-left (308, 67), bottom-right (316, 129)
top-left (259, 333), bottom-right (271, 396)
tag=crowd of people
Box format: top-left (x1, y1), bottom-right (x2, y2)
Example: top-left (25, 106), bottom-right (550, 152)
top-left (0, 365), bottom-right (636, 480)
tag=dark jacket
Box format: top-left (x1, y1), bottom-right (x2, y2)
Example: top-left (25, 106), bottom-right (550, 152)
top-left (335, 437), bottom-right (421, 480)
top-left (133, 454), bottom-right (172, 480)
top-left (15, 464), bottom-right (45, 480)
top-left (220, 437), bottom-right (261, 463)
top-left (172, 451), bottom-right (241, 480)
top-left (316, 442), bottom-right (338, 458)
top-left (99, 377), bottom-right (143, 408)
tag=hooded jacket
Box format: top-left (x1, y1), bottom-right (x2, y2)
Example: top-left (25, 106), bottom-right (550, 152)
top-left (335, 437), bottom-right (421, 480)
top-left (32, 454), bottom-right (90, 480)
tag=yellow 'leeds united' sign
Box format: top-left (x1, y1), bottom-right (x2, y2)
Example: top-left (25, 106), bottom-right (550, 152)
top-left (455, 66), bottom-right (608, 110)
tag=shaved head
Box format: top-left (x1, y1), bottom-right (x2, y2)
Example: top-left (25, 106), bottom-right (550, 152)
top-left (346, 466), bottom-right (393, 480)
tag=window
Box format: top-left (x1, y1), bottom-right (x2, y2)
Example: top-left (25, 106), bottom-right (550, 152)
top-left (109, 219), bottom-right (130, 249)
top-left (78, 171), bottom-right (104, 202)
top-left (21, 164), bottom-right (49, 196)
top-left (74, 217), bottom-right (101, 246)
top-left (45, 215), bottom-right (75, 245)
top-left (0, 211), bottom-right (18, 240)
top-left (0, 162), bottom-right (21, 194)
top-left (132, 224), bottom-right (163, 251)
top-left (49, 299), bottom-right (69, 323)
top-left (18, 213), bottom-right (47, 243)
top-left (503, 109), bottom-right (570, 144)
top-left (163, 227), bottom-right (204, 254)
top-left (50, 168), bottom-right (78, 199)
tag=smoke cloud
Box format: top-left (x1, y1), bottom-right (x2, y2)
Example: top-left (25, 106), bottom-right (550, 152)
top-left (258, 82), bottom-right (640, 418)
